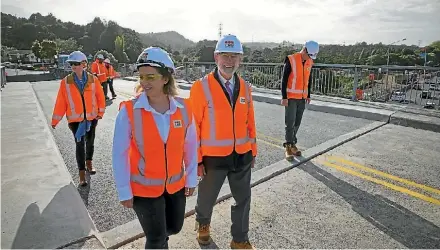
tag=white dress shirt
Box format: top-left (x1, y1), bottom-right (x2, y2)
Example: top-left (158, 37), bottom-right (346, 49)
top-left (112, 93), bottom-right (198, 201)
top-left (218, 72), bottom-right (235, 93)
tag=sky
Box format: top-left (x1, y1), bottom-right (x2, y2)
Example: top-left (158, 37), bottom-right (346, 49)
top-left (1, 0), bottom-right (439, 46)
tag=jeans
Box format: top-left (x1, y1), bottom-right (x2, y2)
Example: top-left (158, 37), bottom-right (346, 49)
top-left (68, 119), bottom-right (98, 171)
top-left (284, 98), bottom-right (306, 145)
top-left (133, 188), bottom-right (186, 249)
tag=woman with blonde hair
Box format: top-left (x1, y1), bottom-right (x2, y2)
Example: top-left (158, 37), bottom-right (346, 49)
top-left (112, 47), bottom-right (198, 249)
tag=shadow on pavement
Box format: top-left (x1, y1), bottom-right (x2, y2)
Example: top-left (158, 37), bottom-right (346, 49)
top-left (77, 173), bottom-right (92, 207)
top-left (11, 185), bottom-right (95, 249)
top-left (294, 156), bottom-right (440, 249)
top-left (198, 240), bottom-right (220, 249)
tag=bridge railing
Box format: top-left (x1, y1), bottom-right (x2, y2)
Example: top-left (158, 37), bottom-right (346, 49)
top-left (181, 62), bottom-right (440, 109)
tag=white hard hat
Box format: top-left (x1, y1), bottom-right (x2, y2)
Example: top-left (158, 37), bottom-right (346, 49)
top-left (214, 34), bottom-right (243, 54)
top-left (136, 47), bottom-right (176, 73)
top-left (96, 54), bottom-right (105, 59)
top-left (66, 51), bottom-right (87, 63)
top-left (304, 40), bottom-right (319, 59)
top-left (104, 58), bottom-right (111, 63)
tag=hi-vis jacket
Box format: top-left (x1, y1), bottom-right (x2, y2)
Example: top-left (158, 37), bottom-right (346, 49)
top-left (117, 95), bottom-right (193, 198)
top-left (190, 71), bottom-right (257, 163)
top-left (105, 65), bottom-right (117, 79)
top-left (286, 53), bottom-right (313, 99)
top-left (51, 72), bottom-right (106, 126)
top-left (91, 60), bottom-right (108, 83)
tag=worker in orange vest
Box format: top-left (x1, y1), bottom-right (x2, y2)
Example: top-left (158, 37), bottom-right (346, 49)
top-left (103, 58), bottom-right (117, 99)
top-left (112, 47), bottom-right (198, 249)
top-left (190, 34), bottom-right (257, 250)
top-left (91, 54), bottom-right (109, 100)
top-left (280, 40), bottom-right (319, 160)
top-left (51, 51), bottom-right (106, 186)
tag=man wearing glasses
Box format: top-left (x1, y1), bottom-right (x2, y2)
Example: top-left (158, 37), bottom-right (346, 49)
top-left (190, 34), bottom-right (257, 249)
top-left (280, 40), bottom-right (319, 160)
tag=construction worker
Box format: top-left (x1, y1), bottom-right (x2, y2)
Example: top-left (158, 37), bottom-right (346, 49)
top-left (190, 34), bottom-right (257, 249)
top-left (51, 51), bottom-right (106, 186)
top-left (104, 58), bottom-right (117, 99)
top-left (281, 40), bottom-right (319, 160)
top-left (91, 54), bottom-right (109, 100)
top-left (112, 47), bottom-right (198, 249)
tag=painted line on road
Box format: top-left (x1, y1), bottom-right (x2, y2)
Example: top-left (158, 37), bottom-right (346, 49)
top-left (317, 160), bottom-right (440, 205)
top-left (327, 156), bottom-right (440, 196)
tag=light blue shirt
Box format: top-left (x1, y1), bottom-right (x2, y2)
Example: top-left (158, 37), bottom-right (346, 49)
top-left (218, 72), bottom-right (235, 93)
top-left (112, 93), bottom-right (198, 201)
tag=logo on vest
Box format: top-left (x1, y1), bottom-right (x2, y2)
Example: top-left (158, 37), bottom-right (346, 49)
top-left (239, 97), bottom-right (246, 104)
top-left (173, 120), bottom-right (182, 128)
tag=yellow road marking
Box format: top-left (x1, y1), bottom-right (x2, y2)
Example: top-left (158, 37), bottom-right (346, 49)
top-left (318, 160), bottom-right (440, 205)
top-left (327, 156), bottom-right (440, 196)
top-left (258, 133), bottom-right (284, 144)
top-left (258, 138), bottom-right (284, 149)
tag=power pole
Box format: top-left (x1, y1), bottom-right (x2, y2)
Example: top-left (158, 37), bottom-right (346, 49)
top-left (218, 23), bottom-right (222, 38)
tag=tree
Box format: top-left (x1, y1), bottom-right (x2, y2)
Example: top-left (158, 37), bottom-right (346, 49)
top-left (31, 40), bottom-right (42, 59)
top-left (55, 38), bottom-right (82, 54)
top-left (113, 35), bottom-right (129, 63)
top-left (40, 40), bottom-right (58, 60)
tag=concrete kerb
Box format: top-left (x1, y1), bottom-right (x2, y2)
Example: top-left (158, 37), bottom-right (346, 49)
top-left (30, 84), bottom-right (107, 249)
top-left (101, 120), bottom-right (388, 249)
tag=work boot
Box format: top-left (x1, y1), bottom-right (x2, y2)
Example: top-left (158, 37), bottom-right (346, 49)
top-left (285, 144), bottom-right (301, 161)
top-left (230, 240), bottom-right (255, 249)
top-left (196, 223), bottom-right (211, 245)
top-left (79, 170), bottom-right (87, 187)
top-left (86, 160), bottom-right (96, 175)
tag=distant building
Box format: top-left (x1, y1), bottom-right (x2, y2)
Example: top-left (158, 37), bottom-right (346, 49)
top-left (4, 50), bottom-right (37, 63)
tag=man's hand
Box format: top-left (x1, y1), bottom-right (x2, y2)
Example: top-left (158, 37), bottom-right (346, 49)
top-left (197, 163), bottom-right (206, 177)
top-left (51, 125), bottom-right (56, 129)
top-left (281, 99), bottom-right (288, 106)
top-left (251, 157), bottom-right (256, 168)
top-left (306, 98), bottom-right (311, 104)
top-left (120, 198), bottom-right (133, 208)
top-left (96, 115), bottom-right (103, 120)
top-left (185, 187), bottom-right (196, 197)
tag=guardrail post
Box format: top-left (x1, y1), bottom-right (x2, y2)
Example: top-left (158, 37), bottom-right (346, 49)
top-left (351, 66), bottom-right (359, 101)
top-left (184, 63), bottom-right (188, 81)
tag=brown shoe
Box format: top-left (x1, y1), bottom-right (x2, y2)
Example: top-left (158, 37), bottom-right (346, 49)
top-left (290, 144), bottom-right (301, 156)
top-left (79, 170), bottom-right (87, 187)
top-left (86, 160), bottom-right (96, 175)
top-left (230, 240), bottom-right (255, 249)
top-left (196, 223), bottom-right (211, 245)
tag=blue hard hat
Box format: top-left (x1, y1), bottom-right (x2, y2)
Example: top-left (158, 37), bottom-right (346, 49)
top-left (136, 47), bottom-right (175, 73)
top-left (304, 40), bottom-right (319, 59)
top-left (214, 34), bottom-right (243, 54)
top-left (66, 51), bottom-right (87, 63)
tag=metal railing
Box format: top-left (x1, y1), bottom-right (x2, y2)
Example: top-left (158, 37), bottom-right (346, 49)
top-left (180, 62), bottom-right (440, 109)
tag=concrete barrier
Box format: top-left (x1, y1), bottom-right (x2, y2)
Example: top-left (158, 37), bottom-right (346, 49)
top-left (6, 73), bottom-right (56, 82)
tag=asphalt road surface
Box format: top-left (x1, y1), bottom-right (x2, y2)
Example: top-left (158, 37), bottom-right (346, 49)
top-left (123, 124), bottom-right (440, 249)
top-left (32, 79), bottom-right (374, 233)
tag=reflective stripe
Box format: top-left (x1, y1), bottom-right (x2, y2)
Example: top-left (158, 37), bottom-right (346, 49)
top-left (130, 98), bottom-right (185, 186)
top-left (52, 114), bottom-right (63, 120)
top-left (200, 76), bottom-right (251, 147)
top-left (99, 108), bottom-right (105, 112)
top-left (288, 89), bottom-right (308, 94)
top-left (64, 77), bottom-right (78, 118)
top-left (287, 55), bottom-right (297, 93)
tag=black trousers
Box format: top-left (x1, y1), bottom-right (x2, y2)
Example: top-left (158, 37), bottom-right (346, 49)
top-left (133, 188), bottom-right (186, 249)
top-left (102, 80), bottom-right (116, 98)
top-left (284, 98), bottom-right (306, 145)
top-left (68, 119), bottom-right (98, 171)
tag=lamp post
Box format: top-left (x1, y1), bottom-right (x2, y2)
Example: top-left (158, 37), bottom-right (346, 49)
top-left (385, 38), bottom-right (406, 100)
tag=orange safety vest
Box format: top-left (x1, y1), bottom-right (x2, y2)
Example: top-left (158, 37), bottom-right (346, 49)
top-left (106, 65), bottom-right (116, 79)
top-left (91, 60), bottom-right (108, 83)
top-left (120, 96), bottom-right (192, 198)
top-left (286, 53), bottom-right (313, 99)
top-left (190, 72), bottom-right (257, 161)
top-left (51, 72), bottom-right (106, 126)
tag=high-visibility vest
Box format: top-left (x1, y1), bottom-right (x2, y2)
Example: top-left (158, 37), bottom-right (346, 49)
top-left (106, 65), bottom-right (116, 79)
top-left (286, 53), bottom-right (313, 99)
top-left (120, 96), bottom-right (192, 198)
top-left (51, 72), bottom-right (105, 126)
top-left (91, 60), bottom-right (107, 83)
top-left (190, 72), bottom-right (257, 161)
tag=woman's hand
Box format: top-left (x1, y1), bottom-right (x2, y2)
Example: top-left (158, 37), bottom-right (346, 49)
top-left (185, 187), bottom-right (196, 197)
top-left (120, 198), bottom-right (133, 208)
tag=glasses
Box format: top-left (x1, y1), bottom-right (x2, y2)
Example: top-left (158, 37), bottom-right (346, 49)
top-left (219, 53), bottom-right (240, 60)
top-left (139, 74), bottom-right (163, 81)
top-left (69, 62), bottom-right (81, 66)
